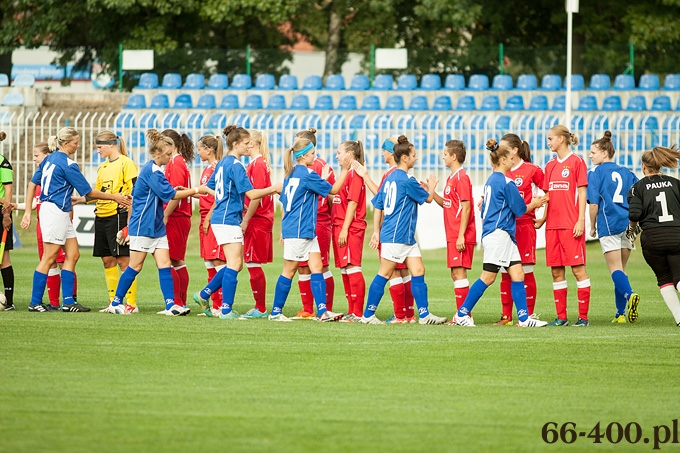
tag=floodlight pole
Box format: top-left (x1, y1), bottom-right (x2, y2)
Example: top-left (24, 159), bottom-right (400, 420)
top-left (565, 0), bottom-right (579, 128)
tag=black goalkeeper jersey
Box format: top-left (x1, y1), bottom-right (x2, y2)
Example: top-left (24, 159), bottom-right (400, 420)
top-left (628, 174), bottom-right (680, 230)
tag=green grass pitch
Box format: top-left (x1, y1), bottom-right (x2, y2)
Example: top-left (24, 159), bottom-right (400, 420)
top-left (1, 212), bottom-right (679, 452)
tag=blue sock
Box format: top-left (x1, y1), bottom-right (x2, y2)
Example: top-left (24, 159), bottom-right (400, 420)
top-left (363, 274), bottom-right (388, 318)
top-left (310, 273), bottom-right (327, 316)
top-left (201, 267), bottom-right (225, 300)
top-left (61, 269), bottom-right (75, 305)
top-left (221, 268), bottom-right (238, 315)
top-left (30, 270), bottom-right (48, 306)
top-left (458, 279), bottom-right (488, 317)
top-left (271, 275), bottom-right (292, 316)
top-left (158, 267), bottom-right (175, 310)
top-left (614, 287), bottom-right (626, 316)
top-left (512, 281), bottom-right (529, 322)
top-left (612, 269), bottom-right (633, 302)
top-left (411, 275), bottom-right (430, 318)
top-left (112, 267), bottom-right (139, 306)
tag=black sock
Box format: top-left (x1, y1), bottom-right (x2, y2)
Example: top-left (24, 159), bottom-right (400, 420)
top-left (2, 266), bottom-right (14, 305)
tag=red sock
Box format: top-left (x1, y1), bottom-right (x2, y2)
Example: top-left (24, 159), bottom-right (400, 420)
top-left (177, 266), bottom-right (189, 305)
top-left (577, 279), bottom-right (591, 320)
top-left (525, 272), bottom-right (537, 315)
top-left (341, 272), bottom-right (351, 312)
top-left (403, 276), bottom-right (414, 318)
top-left (298, 276), bottom-right (314, 314)
top-left (171, 267), bottom-right (181, 306)
top-left (389, 278), bottom-right (406, 319)
top-left (248, 265), bottom-right (267, 312)
top-left (347, 269), bottom-right (365, 317)
top-left (324, 272), bottom-right (334, 311)
top-left (500, 273), bottom-right (513, 319)
top-left (47, 271), bottom-right (61, 307)
top-left (453, 279), bottom-right (469, 311)
top-left (553, 281), bottom-right (568, 321)
top-left (207, 267), bottom-right (220, 310)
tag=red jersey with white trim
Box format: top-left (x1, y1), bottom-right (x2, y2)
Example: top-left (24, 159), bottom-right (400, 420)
top-left (332, 168), bottom-right (366, 228)
top-left (507, 160), bottom-right (544, 225)
top-left (542, 152), bottom-right (588, 230)
top-left (380, 166), bottom-right (398, 189)
top-left (245, 155), bottom-right (274, 228)
top-left (442, 167), bottom-right (476, 244)
top-left (198, 162), bottom-right (216, 216)
top-left (310, 157), bottom-right (335, 224)
top-left (164, 154), bottom-right (192, 218)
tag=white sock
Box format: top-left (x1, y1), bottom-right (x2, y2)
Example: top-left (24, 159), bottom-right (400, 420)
top-left (660, 285), bottom-right (680, 324)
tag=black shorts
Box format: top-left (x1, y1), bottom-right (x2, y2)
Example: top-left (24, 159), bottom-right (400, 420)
top-left (640, 227), bottom-right (680, 287)
top-left (93, 212), bottom-right (129, 258)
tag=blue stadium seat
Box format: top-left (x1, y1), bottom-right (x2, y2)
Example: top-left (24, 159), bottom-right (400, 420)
top-left (626, 95), bottom-right (647, 111)
top-left (639, 74), bottom-right (660, 90)
top-left (570, 114), bottom-right (585, 131)
top-left (444, 114), bottom-right (464, 130)
top-left (0, 74), bottom-right (8, 87)
top-left (162, 112), bottom-right (181, 129)
top-left (663, 74), bottom-right (680, 90)
top-left (420, 74), bottom-right (441, 90)
top-left (397, 74), bottom-right (417, 90)
top-left (517, 114), bottom-right (536, 130)
top-left (588, 74), bottom-right (610, 90)
top-left (396, 114), bottom-right (415, 129)
top-left (349, 114), bottom-right (367, 129)
top-left (207, 74), bottom-right (228, 89)
top-left (324, 74), bottom-right (345, 90)
top-left (541, 74), bottom-right (561, 90)
top-left (349, 74), bottom-right (370, 90)
top-left (408, 95), bottom-right (428, 111)
top-left (361, 95), bottom-right (381, 110)
top-left (128, 131), bottom-right (145, 148)
top-left (494, 115), bottom-right (511, 134)
top-left (613, 74), bottom-right (634, 90)
top-left (277, 113), bottom-right (298, 130)
top-left (364, 132), bottom-right (380, 150)
top-left (552, 95), bottom-right (566, 110)
top-left (186, 113), bottom-right (204, 129)
top-left (278, 74), bottom-right (298, 90)
top-left (12, 73), bottom-right (35, 87)
top-left (138, 112), bottom-right (157, 129)
top-left (136, 72), bottom-right (159, 89)
top-left (602, 95), bottom-right (622, 111)
top-left (492, 74), bottom-right (513, 90)
top-left (589, 114), bottom-right (610, 132)
top-left (613, 115), bottom-right (634, 131)
top-left (528, 95), bottom-right (548, 110)
top-left (115, 112), bottom-right (135, 129)
top-left (338, 95), bottom-right (357, 110)
top-left (314, 95), bottom-right (333, 109)
top-left (303, 75), bottom-right (323, 90)
top-left (231, 113), bottom-right (251, 128)
top-left (480, 95), bottom-right (500, 110)
top-left (529, 133), bottom-right (547, 151)
top-left (196, 94), bottom-right (216, 109)
top-left (469, 114), bottom-right (487, 130)
top-left (161, 73), bottom-right (182, 89)
top-left (444, 74), bottom-right (465, 90)
top-left (468, 152), bottom-right (486, 169)
top-left (456, 95), bottom-right (476, 110)
top-left (640, 115), bottom-right (659, 131)
top-left (255, 74), bottom-right (275, 90)
top-left (577, 95), bottom-right (597, 111)
top-left (150, 93), bottom-right (169, 109)
top-left (231, 74), bottom-right (252, 89)
top-left (253, 113), bottom-right (274, 129)
top-left (290, 94), bottom-right (310, 109)
top-left (184, 73), bottom-right (205, 90)
top-left (372, 113), bottom-right (393, 130)
top-left (504, 95), bottom-right (524, 110)
top-left (568, 74), bottom-right (585, 90)
top-left (172, 94), bottom-right (192, 109)
top-left (420, 114), bottom-right (441, 130)
top-left (385, 95), bottom-right (405, 110)
top-left (516, 74), bottom-right (537, 90)
top-left (244, 94), bottom-right (263, 109)
top-left (652, 95), bottom-right (671, 111)
top-left (125, 94), bottom-right (146, 109)
top-left (220, 94), bottom-right (239, 109)
top-left (468, 74), bottom-right (489, 90)
top-left (413, 133), bottom-right (428, 150)
top-left (300, 113), bottom-right (322, 130)
top-left (372, 74), bottom-right (394, 90)
top-left (432, 95), bottom-right (452, 111)
top-left (266, 94), bottom-right (286, 109)
top-left (540, 114), bottom-right (559, 130)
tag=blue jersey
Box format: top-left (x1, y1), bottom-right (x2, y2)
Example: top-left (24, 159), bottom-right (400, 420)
top-left (372, 169), bottom-right (429, 245)
top-left (280, 165), bottom-right (332, 239)
top-left (480, 172), bottom-right (527, 242)
top-left (207, 155), bottom-right (254, 226)
top-left (128, 160), bottom-right (177, 238)
top-left (30, 151), bottom-right (92, 212)
top-left (587, 161), bottom-right (638, 236)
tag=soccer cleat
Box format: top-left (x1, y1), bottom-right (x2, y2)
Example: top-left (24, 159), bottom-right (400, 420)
top-left (101, 303), bottom-right (125, 314)
top-left (360, 315), bottom-right (384, 325)
top-left (452, 314), bottom-right (475, 327)
top-left (62, 302), bottom-right (91, 312)
top-left (241, 308), bottom-right (268, 319)
top-left (317, 311), bottom-right (344, 322)
top-left (45, 304), bottom-right (60, 312)
top-left (3, 303), bottom-right (15, 311)
top-left (294, 310), bottom-right (316, 319)
top-left (626, 293), bottom-right (640, 323)
top-left (612, 314), bottom-right (627, 324)
top-left (546, 318), bottom-right (569, 326)
top-left (405, 316), bottom-right (417, 324)
top-left (192, 292), bottom-right (212, 317)
top-left (517, 318), bottom-right (549, 327)
top-left (268, 313), bottom-right (293, 322)
top-left (572, 318), bottom-right (589, 327)
top-left (210, 307), bottom-right (221, 317)
top-left (418, 313), bottom-right (447, 325)
top-left (124, 304), bottom-right (139, 314)
top-left (165, 304), bottom-right (187, 316)
top-left (340, 314), bottom-right (360, 323)
top-left (529, 313), bottom-right (541, 320)
top-left (28, 303), bottom-right (49, 312)
top-left (219, 311), bottom-right (245, 320)
top-left (385, 315), bottom-right (408, 324)
top-left (493, 315), bottom-right (513, 326)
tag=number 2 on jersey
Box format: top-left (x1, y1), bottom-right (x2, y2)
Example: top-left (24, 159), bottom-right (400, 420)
top-left (611, 171), bottom-right (624, 203)
top-left (284, 178), bottom-right (300, 212)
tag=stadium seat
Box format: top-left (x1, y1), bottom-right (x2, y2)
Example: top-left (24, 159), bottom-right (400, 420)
top-left (444, 74), bottom-right (465, 90)
top-left (220, 94), bottom-right (239, 109)
top-left (528, 95), bottom-right (548, 110)
top-left (277, 112), bottom-right (298, 130)
top-left (0, 74), bottom-right (8, 87)
top-left (231, 113), bottom-right (250, 128)
top-left (613, 74), bottom-right (635, 90)
top-left (492, 74), bottom-right (513, 90)
top-left (172, 94), bottom-right (192, 109)
top-left (552, 95), bottom-right (566, 110)
top-left (420, 74), bottom-right (441, 90)
top-left (626, 95), bottom-right (647, 111)
top-left (252, 113), bottom-right (274, 129)
top-left (290, 94), bottom-right (310, 109)
top-left (420, 114), bottom-right (441, 130)
top-left (207, 74), bottom-right (228, 89)
top-left (602, 95), bottom-right (622, 111)
top-left (504, 95), bottom-right (524, 110)
top-left (128, 131), bottom-right (145, 148)
top-left (577, 95), bottom-right (597, 111)
top-left (468, 74), bottom-right (489, 90)
top-left (136, 72), bottom-right (159, 89)
top-left (300, 113), bottom-right (322, 130)
top-left (663, 74), bottom-right (680, 90)
top-left (361, 95), bottom-right (381, 110)
top-left (161, 73), bottom-right (182, 89)
top-left (184, 73), bottom-right (205, 90)
top-left (432, 95), bottom-right (452, 111)
top-left (651, 95), bottom-right (671, 111)
top-left (124, 94), bottom-right (146, 109)
top-left (372, 74), bottom-right (394, 90)
top-left (278, 74), bottom-right (298, 90)
top-left (196, 94), bottom-right (216, 109)
top-left (349, 114), bottom-right (367, 129)
top-left (567, 74), bottom-right (585, 90)
top-left (516, 113), bottom-right (536, 130)
top-left (541, 74), bottom-right (561, 90)
top-left (314, 95), bottom-right (333, 110)
top-left (372, 113), bottom-right (393, 130)
top-left (244, 94), bottom-right (263, 109)
top-left (255, 74), bottom-right (275, 90)
top-left (640, 115), bottom-right (659, 131)
top-left (639, 74), bottom-right (661, 90)
top-left (162, 112), bottom-right (181, 129)
top-left (349, 74), bottom-right (370, 90)
top-left (303, 75), bottom-right (323, 90)
top-left (186, 113), bottom-right (204, 129)
top-left (588, 74), bottom-right (610, 90)
top-left (456, 95), bottom-right (475, 110)
top-left (338, 95), bottom-right (358, 110)
top-left (571, 114), bottom-right (585, 131)
top-left (396, 114), bottom-right (415, 129)
top-left (139, 112), bottom-right (157, 129)
top-left (515, 74), bottom-right (537, 90)
top-left (408, 95), bottom-right (428, 111)
top-left (480, 95), bottom-right (501, 110)
top-left (266, 94), bottom-right (286, 109)
top-left (529, 132), bottom-right (547, 150)
top-left (385, 95), bottom-right (405, 110)
top-left (613, 115), bottom-right (634, 131)
top-left (115, 112), bottom-right (135, 129)
top-left (12, 73), bottom-right (35, 87)
top-left (231, 74), bottom-right (252, 89)
top-left (150, 93), bottom-right (169, 109)
top-left (1, 92), bottom-right (23, 106)
top-left (324, 74), bottom-right (345, 90)
top-left (397, 74), bottom-right (418, 90)
top-left (590, 114), bottom-right (610, 132)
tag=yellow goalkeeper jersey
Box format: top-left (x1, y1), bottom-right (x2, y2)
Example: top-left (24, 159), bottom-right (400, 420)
top-left (94, 155), bottom-right (138, 217)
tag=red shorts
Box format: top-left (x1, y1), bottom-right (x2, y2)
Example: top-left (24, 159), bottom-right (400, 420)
top-left (199, 216), bottom-right (225, 261)
top-left (332, 225), bottom-right (365, 268)
top-left (378, 243), bottom-right (407, 269)
top-left (166, 215), bottom-right (191, 261)
top-left (516, 222), bottom-right (537, 265)
top-left (244, 222), bottom-right (273, 264)
top-left (446, 242), bottom-right (475, 269)
top-left (545, 229), bottom-right (586, 267)
top-left (300, 221), bottom-right (332, 267)
top-left (37, 221), bottom-right (65, 264)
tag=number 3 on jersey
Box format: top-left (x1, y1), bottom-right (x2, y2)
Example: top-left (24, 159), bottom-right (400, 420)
top-left (383, 181), bottom-right (397, 215)
top-left (284, 178), bottom-right (300, 212)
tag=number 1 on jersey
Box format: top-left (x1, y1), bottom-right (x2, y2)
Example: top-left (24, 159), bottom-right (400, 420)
top-left (656, 191), bottom-right (674, 222)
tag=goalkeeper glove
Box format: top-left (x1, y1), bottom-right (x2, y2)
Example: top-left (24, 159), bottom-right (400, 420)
top-left (116, 226), bottom-right (130, 246)
top-left (625, 224), bottom-right (641, 242)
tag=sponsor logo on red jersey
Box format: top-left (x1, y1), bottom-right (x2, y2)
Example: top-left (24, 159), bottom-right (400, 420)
top-left (549, 181), bottom-right (570, 191)
top-left (443, 199), bottom-right (452, 209)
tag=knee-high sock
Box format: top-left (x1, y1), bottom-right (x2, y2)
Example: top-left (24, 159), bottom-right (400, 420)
top-left (221, 268), bottom-right (239, 315)
top-left (524, 268), bottom-right (537, 315)
top-left (73, 272), bottom-right (78, 301)
top-left (298, 274), bottom-right (314, 313)
top-left (324, 271), bottom-right (335, 311)
top-left (553, 280), bottom-right (568, 321)
top-left (410, 275), bottom-right (430, 318)
top-left (577, 279), bottom-right (591, 320)
top-left (200, 266), bottom-right (225, 302)
top-left (454, 278), bottom-right (469, 312)
top-left (271, 275), bottom-right (292, 316)
top-left (171, 267), bottom-right (181, 305)
top-left (104, 266), bottom-right (119, 302)
top-left (612, 270), bottom-right (633, 315)
top-left (388, 277), bottom-right (406, 319)
top-left (661, 284), bottom-right (680, 324)
top-left (1, 266), bottom-right (14, 306)
top-left (47, 268), bottom-right (61, 307)
top-left (458, 279), bottom-right (488, 317)
top-left (112, 267), bottom-right (139, 306)
top-left (347, 267), bottom-right (365, 317)
top-left (61, 269), bottom-right (76, 305)
top-left (247, 264), bottom-right (267, 312)
top-left (30, 270), bottom-right (48, 306)
top-left (341, 270), bottom-right (350, 307)
top-left (212, 265), bottom-right (225, 309)
top-left (512, 281), bottom-right (529, 322)
top-left (126, 278), bottom-right (138, 308)
top-left (175, 265), bottom-right (189, 306)
top-left (310, 273), bottom-right (328, 316)
top-left (500, 272), bottom-right (513, 319)
top-left (363, 274), bottom-right (388, 318)
top-left (403, 275), bottom-right (415, 318)
top-left (159, 267), bottom-right (176, 310)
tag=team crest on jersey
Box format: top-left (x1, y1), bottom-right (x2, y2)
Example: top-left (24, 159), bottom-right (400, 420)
top-left (561, 168), bottom-right (570, 177)
top-left (201, 175), bottom-right (208, 184)
top-left (514, 177), bottom-right (523, 186)
top-left (445, 186), bottom-right (451, 195)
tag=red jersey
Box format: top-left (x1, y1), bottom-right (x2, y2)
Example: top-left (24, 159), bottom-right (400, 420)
top-left (507, 160), bottom-right (545, 225)
top-left (198, 162), bottom-right (216, 216)
top-left (332, 168), bottom-right (366, 228)
top-left (379, 166), bottom-right (397, 188)
top-left (35, 185), bottom-right (42, 216)
top-left (442, 167), bottom-right (476, 244)
top-left (245, 155), bottom-right (274, 228)
top-left (164, 154), bottom-right (192, 218)
top-left (542, 152), bottom-right (588, 230)
top-left (310, 157), bottom-right (335, 224)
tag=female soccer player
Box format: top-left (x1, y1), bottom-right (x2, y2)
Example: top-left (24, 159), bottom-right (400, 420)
top-left (161, 129), bottom-right (194, 309)
top-left (453, 140), bottom-right (547, 328)
top-left (21, 127), bottom-right (130, 312)
top-left (587, 131), bottom-right (639, 323)
top-left (332, 140), bottom-right (367, 321)
top-left (627, 145), bottom-right (680, 326)
top-left (102, 129), bottom-right (206, 315)
top-left (0, 131), bottom-right (15, 310)
top-left (494, 134), bottom-right (544, 325)
top-left (360, 135), bottom-right (446, 325)
top-left (191, 126), bottom-right (280, 320)
top-left (536, 125), bottom-right (591, 327)
top-left (241, 129), bottom-right (275, 318)
top-left (432, 139), bottom-right (476, 318)
top-left (268, 136), bottom-right (350, 322)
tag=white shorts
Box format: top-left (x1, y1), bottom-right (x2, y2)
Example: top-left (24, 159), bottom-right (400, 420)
top-left (482, 229), bottom-right (521, 268)
top-left (211, 224), bottom-right (244, 245)
top-left (283, 237), bottom-right (320, 262)
top-left (130, 235), bottom-right (169, 253)
top-left (600, 231), bottom-right (635, 254)
top-left (381, 242), bottom-right (422, 263)
top-left (40, 202), bottom-right (76, 245)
